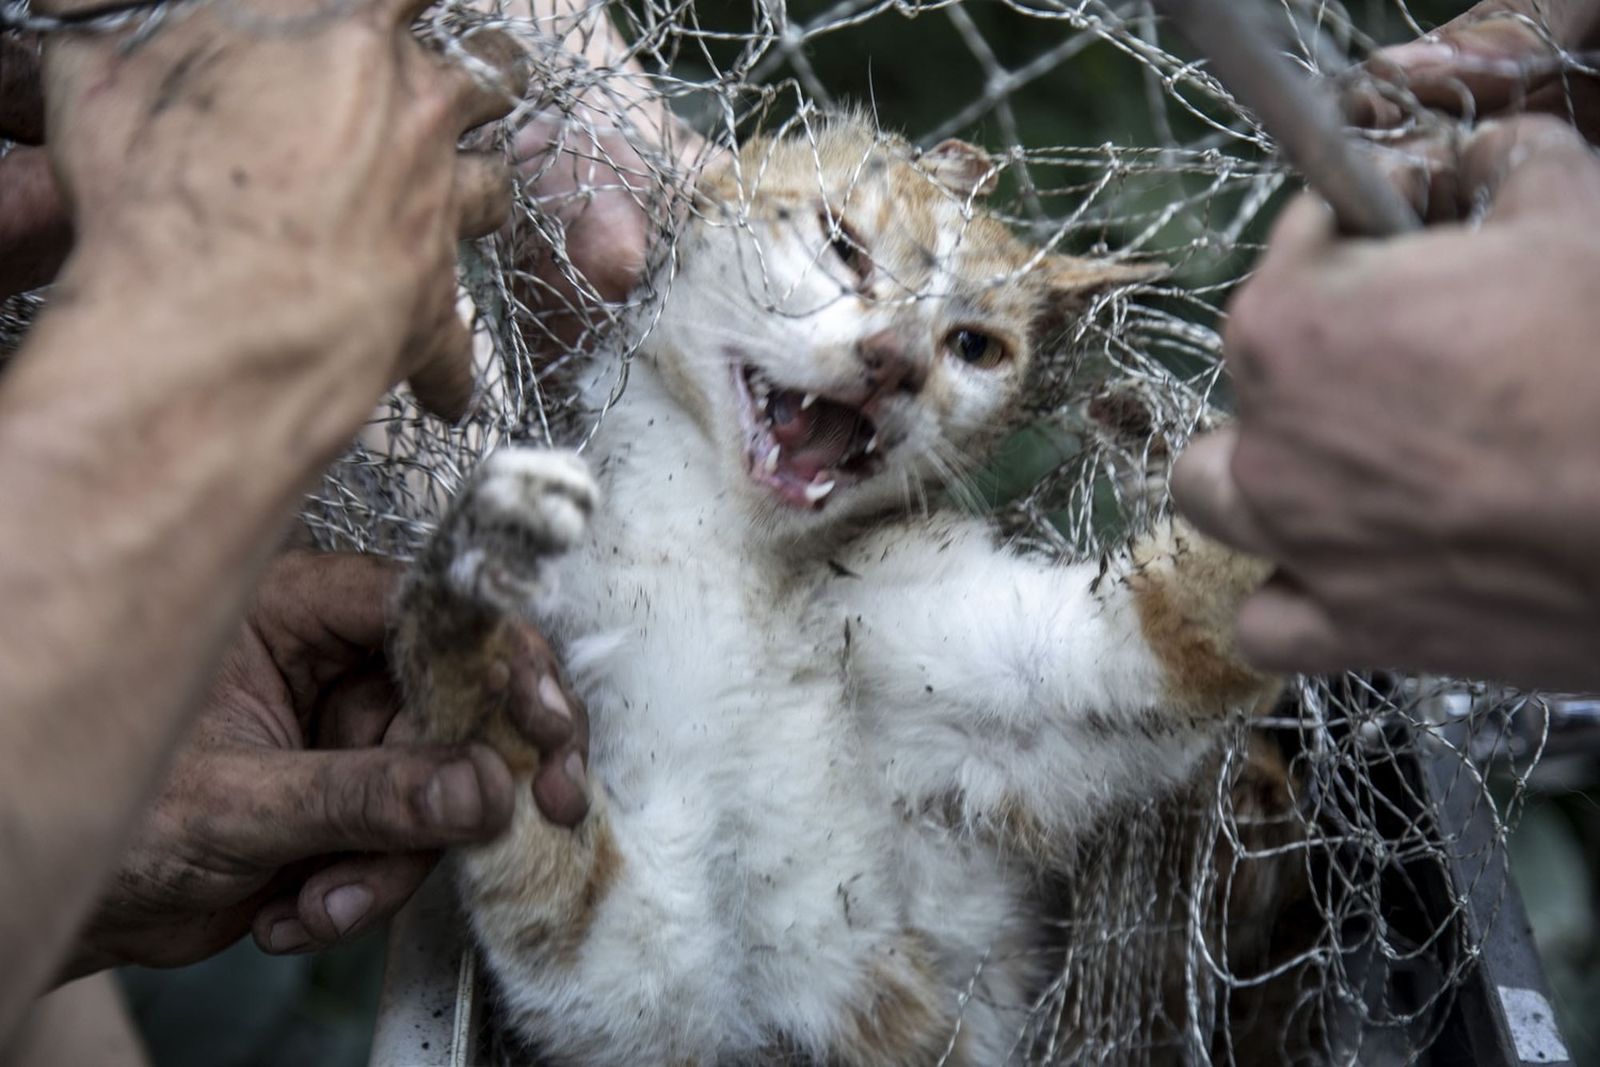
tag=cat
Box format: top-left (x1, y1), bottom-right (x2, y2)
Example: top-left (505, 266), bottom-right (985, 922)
top-left (390, 114), bottom-right (1278, 1066)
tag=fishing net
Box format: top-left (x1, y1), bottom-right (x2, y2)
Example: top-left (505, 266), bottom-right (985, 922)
top-left (1, 0), bottom-right (1580, 1062)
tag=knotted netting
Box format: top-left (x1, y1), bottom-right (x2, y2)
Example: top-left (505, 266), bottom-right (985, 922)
top-left (1, 0), bottom-right (1581, 1062)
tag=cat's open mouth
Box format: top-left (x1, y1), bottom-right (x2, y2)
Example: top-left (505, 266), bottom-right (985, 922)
top-left (733, 364), bottom-right (880, 508)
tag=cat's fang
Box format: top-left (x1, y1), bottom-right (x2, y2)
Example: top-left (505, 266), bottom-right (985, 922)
top-left (863, 435), bottom-right (878, 456)
top-left (764, 444), bottom-right (781, 474)
top-left (804, 479), bottom-right (836, 504)
top-left (801, 393), bottom-right (818, 411)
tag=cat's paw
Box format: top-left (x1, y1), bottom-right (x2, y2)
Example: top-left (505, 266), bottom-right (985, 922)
top-left (1127, 519), bottom-right (1276, 711)
top-left (444, 447), bottom-right (598, 610)
top-left (472, 447), bottom-right (598, 555)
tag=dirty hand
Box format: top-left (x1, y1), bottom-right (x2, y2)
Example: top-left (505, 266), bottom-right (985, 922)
top-left (1172, 117), bottom-right (1600, 689)
top-left (35, 0), bottom-right (528, 418)
top-left (1347, 0), bottom-right (1600, 139)
top-left (71, 552), bottom-right (588, 971)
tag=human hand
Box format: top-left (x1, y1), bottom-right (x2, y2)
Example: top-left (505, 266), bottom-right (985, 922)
top-left (492, 0), bottom-right (708, 354)
top-left (508, 111), bottom-right (657, 351)
top-left (35, 0), bottom-right (528, 419)
top-left (1171, 117), bottom-right (1600, 689)
top-left (1347, 0), bottom-right (1600, 138)
top-left (72, 551), bottom-right (588, 971)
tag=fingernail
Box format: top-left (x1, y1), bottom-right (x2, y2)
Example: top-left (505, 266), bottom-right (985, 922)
top-left (538, 674), bottom-right (572, 723)
top-left (324, 884), bottom-right (375, 936)
top-left (563, 750), bottom-right (586, 789)
top-left (425, 758), bottom-right (484, 831)
top-left (268, 919), bottom-right (310, 953)
top-left (1382, 40), bottom-right (1455, 68)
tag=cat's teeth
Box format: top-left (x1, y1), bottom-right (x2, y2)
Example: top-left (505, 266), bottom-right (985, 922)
top-left (864, 435), bottom-right (878, 456)
top-left (804, 479), bottom-right (836, 503)
top-left (801, 393), bottom-right (818, 410)
top-left (764, 444), bottom-right (781, 474)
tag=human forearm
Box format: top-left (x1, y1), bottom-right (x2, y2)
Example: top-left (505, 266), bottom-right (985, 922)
top-left (0, 272), bottom-right (385, 1034)
top-left (0, 0), bottom-right (521, 1028)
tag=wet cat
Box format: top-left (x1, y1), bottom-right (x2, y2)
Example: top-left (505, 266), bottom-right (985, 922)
top-left (391, 115), bottom-right (1276, 1065)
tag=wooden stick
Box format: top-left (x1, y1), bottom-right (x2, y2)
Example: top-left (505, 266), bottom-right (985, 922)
top-left (1152, 0), bottom-right (1419, 238)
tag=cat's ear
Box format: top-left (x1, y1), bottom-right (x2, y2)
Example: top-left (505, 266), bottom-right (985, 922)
top-left (1034, 255), bottom-right (1166, 337)
top-left (921, 139), bottom-right (1000, 199)
top-left (690, 148), bottom-right (743, 211)
top-left (1041, 255), bottom-right (1165, 304)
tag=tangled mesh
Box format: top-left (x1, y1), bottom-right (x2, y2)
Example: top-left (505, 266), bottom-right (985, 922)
top-left (3, 0), bottom-right (1580, 1062)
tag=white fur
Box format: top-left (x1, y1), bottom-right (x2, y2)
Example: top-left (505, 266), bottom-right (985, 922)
top-left (461, 386), bottom-right (1228, 1065)
top-left (477, 448), bottom-right (597, 547)
top-left (443, 131), bottom-right (1247, 1065)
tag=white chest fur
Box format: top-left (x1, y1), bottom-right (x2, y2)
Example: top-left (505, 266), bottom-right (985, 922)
top-left (533, 366), bottom-right (1034, 1060)
top-left (430, 359), bottom-right (1260, 1064)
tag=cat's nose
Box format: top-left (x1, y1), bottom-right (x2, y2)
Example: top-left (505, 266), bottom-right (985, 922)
top-left (858, 329), bottom-right (926, 401)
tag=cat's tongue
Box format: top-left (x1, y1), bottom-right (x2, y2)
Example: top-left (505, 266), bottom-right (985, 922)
top-left (769, 391), bottom-right (858, 480)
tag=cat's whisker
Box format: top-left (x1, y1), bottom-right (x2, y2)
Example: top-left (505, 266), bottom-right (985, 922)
top-left (927, 445), bottom-right (988, 516)
top-left (907, 466), bottom-right (932, 519)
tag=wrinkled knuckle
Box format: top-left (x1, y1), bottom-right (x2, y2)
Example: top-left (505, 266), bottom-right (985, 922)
top-left (180, 766), bottom-right (236, 838)
top-left (269, 548), bottom-right (328, 595)
top-left (328, 761), bottom-right (408, 846)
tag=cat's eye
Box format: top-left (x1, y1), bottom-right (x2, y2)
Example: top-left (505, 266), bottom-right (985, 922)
top-left (945, 328), bottom-right (1008, 370)
top-left (820, 212), bottom-right (871, 284)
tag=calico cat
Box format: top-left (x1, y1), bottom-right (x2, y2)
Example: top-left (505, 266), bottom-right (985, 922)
top-left (391, 115), bottom-right (1277, 1065)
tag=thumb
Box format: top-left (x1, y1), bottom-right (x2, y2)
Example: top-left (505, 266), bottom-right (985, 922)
top-left (1170, 428), bottom-right (1275, 558)
top-left (207, 743), bottom-right (514, 866)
